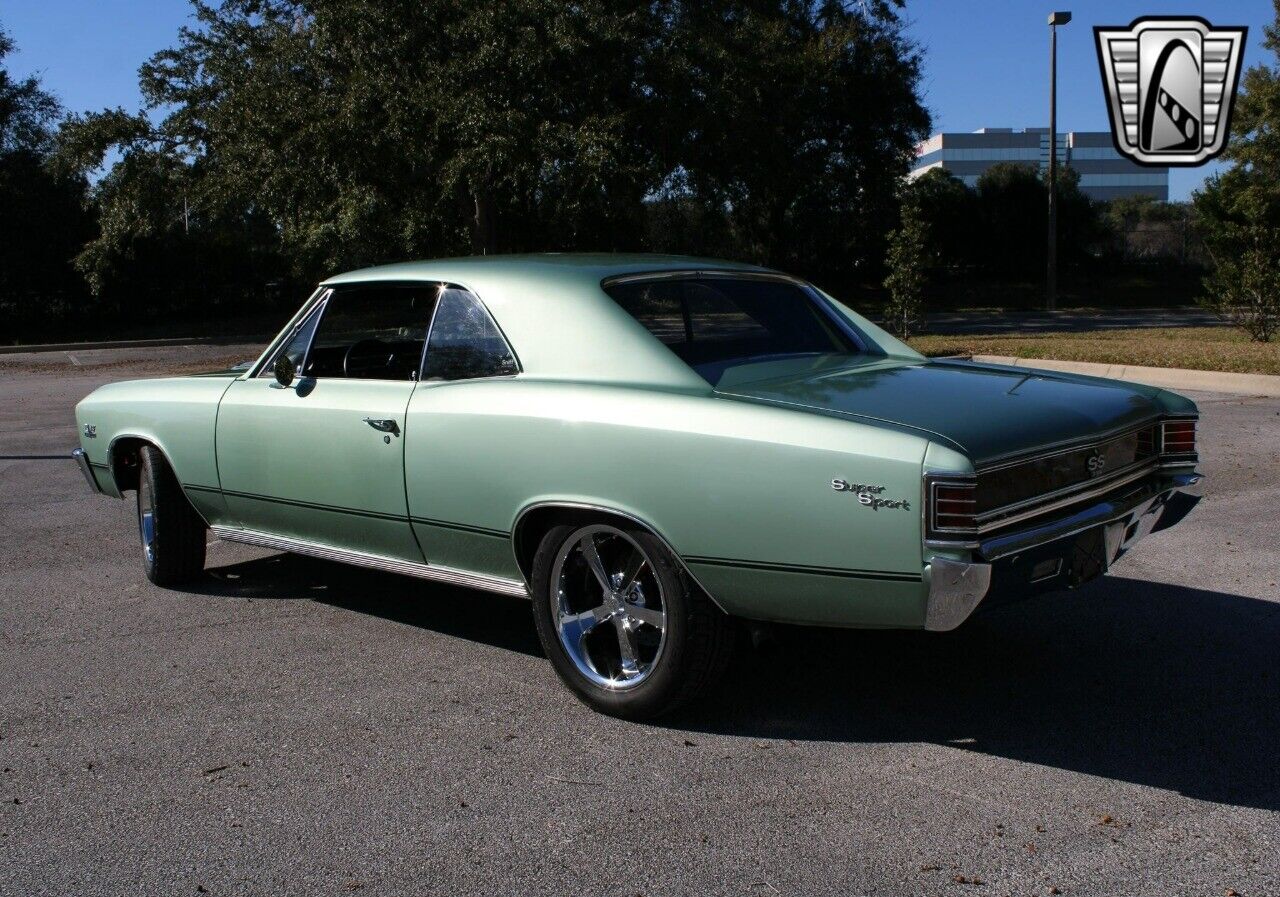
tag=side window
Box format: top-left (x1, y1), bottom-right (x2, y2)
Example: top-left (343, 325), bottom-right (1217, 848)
top-left (304, 284), bottom-right (439, 380)
top-left (260, 300), bottom-right (324, 378)
top-left (421, 288), bottom-right (518, 381)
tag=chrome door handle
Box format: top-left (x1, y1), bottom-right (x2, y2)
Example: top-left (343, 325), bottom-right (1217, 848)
top-left (362, 417), bottom-right (400, 435)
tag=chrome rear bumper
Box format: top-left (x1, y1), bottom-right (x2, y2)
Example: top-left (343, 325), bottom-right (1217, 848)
top-left (71, 448), bottom-right (101, 494)
top-left (977, 472), bottom-right (1201, 563)
top-left (924, 472), bottom-right (1201, 631)
top-left (924, 558), bottom-right (993, 631)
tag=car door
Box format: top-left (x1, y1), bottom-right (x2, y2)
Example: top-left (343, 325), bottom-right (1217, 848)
top-left (215, 282), bottom-right (441, 561)
top-left (403, 286), bottom-right (522, 577)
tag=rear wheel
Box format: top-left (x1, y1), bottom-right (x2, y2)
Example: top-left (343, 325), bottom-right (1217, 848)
top-left (137, 445), bottom-right (207, 585)
top-left (530, 520), bottom-right (733, 719)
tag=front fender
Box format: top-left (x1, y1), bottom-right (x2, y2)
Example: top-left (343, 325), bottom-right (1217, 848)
top-left (74, 376), bottom-right (235, 516)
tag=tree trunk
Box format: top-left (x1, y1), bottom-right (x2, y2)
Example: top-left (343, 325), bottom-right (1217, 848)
top-left (471, 188), bottom-right (497, 256)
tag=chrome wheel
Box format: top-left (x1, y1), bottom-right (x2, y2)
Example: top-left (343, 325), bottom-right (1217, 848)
top-left (551, 524), bottom-right (667, 690)
top-left (138, 474), bottom-right (157, 566)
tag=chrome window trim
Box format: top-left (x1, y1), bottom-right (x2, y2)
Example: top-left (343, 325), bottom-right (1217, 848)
top-left (294, 295), bottom-right (330, 380)
top-left (600, 269), bottom-right (806, 288)
top-left (803, 286), bottom-right (873, 355)
top-left (211, 525), bottom-right (530, 598)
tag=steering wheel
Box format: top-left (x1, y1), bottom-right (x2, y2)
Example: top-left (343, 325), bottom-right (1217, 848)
top-left (343, 338), bottom-right (395, 378)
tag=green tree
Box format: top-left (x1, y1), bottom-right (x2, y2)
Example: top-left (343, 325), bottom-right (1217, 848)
top-left (882, 191), bottom-right (926, 338)
top-left (1102, 196), bottom-right (1196, 263)
top-left (57, 0), bottom-right (930, 308)
top-left (60, 0), bottom-right (666, 285)
top-left (973, 163), bottom-right (1046, 278)
top-left (1193, 0), bottom-right (1280, 342)
top-left (971, 162), bottom-right (1102, 279)
top-left (0, 25), bottom-right (93, 332)
top-left (656, 0), bottom-right (930, 277)
top-left (905, 168), bottom-right (978, 271)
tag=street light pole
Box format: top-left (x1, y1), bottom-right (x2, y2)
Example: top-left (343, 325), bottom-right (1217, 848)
top-left (1047, 11), bottom-right (1072, 311)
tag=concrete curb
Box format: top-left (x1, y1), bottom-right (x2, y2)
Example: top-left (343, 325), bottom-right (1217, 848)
top-left (0, 336), bottom-right (263, 355)
top-left (972, 355), bottom-right (1280, 398)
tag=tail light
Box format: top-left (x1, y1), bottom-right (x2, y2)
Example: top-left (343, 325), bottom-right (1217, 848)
top-left (927, 478), bottom-right (978, 541)
top-left (1161, 419), bottom-right (1197, 460)
top-left (1136, 425), bottom-right (1157, 458)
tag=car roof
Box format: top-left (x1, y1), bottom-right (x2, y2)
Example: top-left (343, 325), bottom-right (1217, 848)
top-left (320, 253), bottom-right (776, 288)
top-left (315, 254), bottom-right (789, 390)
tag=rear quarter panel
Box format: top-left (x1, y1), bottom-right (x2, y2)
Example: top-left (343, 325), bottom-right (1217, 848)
top-left (405, 379), bottom-right (931, 627)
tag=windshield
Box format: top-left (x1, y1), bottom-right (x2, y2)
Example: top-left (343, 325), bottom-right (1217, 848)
top-left (604, 276), bottom-right (861, 385)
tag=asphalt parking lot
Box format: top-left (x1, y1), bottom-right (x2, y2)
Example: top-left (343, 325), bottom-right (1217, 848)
top-left (1, 346), bottom-right (1278, 897)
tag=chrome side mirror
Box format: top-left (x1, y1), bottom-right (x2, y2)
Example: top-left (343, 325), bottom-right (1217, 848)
top-left (274, 354), bottom-right (296, 388)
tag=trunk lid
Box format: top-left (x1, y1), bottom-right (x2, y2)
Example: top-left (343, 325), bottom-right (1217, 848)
top-left (716, 356), bottom-right (1164, 464)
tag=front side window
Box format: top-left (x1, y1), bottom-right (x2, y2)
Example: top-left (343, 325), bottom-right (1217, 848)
top-left (301, 284), bottom-right (440, 380)
top-left (421, 288), bottom-right (518, 381)
top-left (261, 300), bottom-right (324, 378)
top-left (604, 276), bottom-right (860, 385)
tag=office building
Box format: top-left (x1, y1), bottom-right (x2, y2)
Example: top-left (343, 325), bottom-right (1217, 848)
top-left (910, 127), bottom-right (1168, 202)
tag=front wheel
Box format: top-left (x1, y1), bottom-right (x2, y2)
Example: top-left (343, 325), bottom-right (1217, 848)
top-left (530, 521), bottom-right (734, 719)
top-left (137, 445), bottom-right (207, 585)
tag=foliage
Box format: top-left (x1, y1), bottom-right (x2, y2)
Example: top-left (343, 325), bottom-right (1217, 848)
top-left (652, 0), bottom-right (930, 277)
top-left (900, 162), bottom-right (1106, 282)
top-left (1193, 0), bottom-right (1280, 342)
top-left (1101, 196), bottom-right (1199, 264)
top-left (53, 0), bottom-right (929, 311)
top-left (906, 168), bottom-right (978, 270)
top-left (882, 191), bottom-right (926, 338)
top-left (0, 27), bottom-right (93, 330)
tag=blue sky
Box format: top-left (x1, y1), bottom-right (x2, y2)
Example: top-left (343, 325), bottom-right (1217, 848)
top-left (3, 0), bottom-right (1274, 200)
top-left (907, 0), bottom-right (1273, 200)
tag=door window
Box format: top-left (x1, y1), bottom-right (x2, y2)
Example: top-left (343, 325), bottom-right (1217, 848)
top-left (303, 284), bottom-right (440, 380)
top-left (260, 300), bottom-right (325, 379)
top-left (421, 288), bottom-right (519, 381)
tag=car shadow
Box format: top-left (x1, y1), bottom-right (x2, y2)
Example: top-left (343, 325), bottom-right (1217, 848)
top-left (675, 575), bottom-right (1280, 812)
top-left (191, 555), bottom-right (1280, 811)
top-left (191, 552), bottom-right (541, 657)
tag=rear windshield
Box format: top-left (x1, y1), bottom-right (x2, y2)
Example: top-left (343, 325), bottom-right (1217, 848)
top-left (604, 277), bottom-right (859, 384)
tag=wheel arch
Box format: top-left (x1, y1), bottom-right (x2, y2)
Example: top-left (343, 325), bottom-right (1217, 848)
top-left (106, 434), bottom-right (179, 496)
top-left (510, 501), bottom-right (729, 615)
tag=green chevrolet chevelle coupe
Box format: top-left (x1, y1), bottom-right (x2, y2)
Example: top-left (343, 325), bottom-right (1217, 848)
top-left (72, 254), bottom-right (1202, 717)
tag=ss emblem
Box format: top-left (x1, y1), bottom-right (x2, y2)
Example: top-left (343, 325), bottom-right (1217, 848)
top-left (1086, 453), bottom-right (1107, 477)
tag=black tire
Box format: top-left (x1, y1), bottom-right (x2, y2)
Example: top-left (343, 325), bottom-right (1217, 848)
top-left (136, 445), bottom-right (207, 586)
top-left (530, 520), bottom-right (734, 719)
